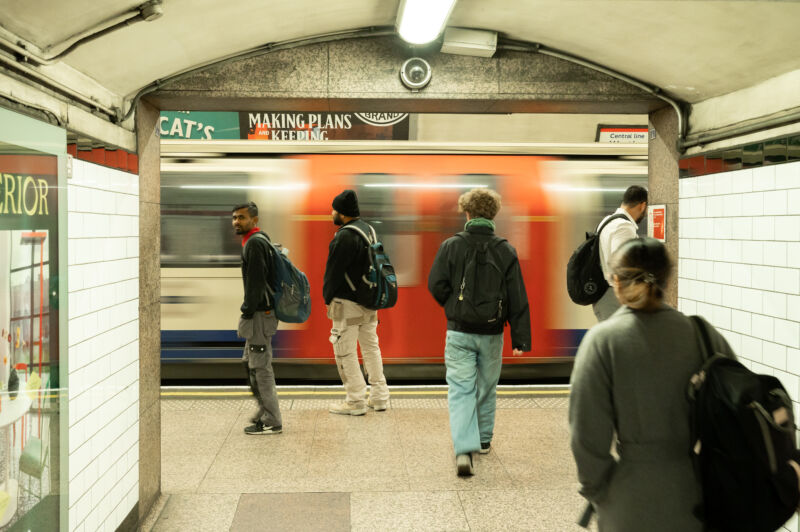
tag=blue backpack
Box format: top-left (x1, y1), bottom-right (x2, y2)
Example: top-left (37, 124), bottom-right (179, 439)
top-left (251, 233), bottom-right (311, 323)
top-left (342, 223), bottom-right (398, 310)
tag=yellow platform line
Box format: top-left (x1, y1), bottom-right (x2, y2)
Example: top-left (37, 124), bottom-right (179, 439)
top-left (161, 389), bottom-right (569, 397)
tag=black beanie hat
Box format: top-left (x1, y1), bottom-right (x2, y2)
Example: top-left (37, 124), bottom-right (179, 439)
top-left (332, 189), bottom-right (360, 217)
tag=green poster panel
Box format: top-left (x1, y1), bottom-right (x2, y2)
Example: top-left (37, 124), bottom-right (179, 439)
top-left (159, 111), bottom-right (240, 140)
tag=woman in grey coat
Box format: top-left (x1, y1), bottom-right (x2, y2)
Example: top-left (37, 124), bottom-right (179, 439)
top-left (569, 237), bottom-right (735, 532)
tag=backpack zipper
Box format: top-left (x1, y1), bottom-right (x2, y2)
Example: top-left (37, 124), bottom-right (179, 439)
top-left (458, 276), bottom-right (465, 301)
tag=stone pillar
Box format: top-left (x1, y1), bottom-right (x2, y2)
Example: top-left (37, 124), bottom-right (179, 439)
top-left (648, 107), bottom-right (681, 306)
top-left (136, 100), bottom-right (161, 521)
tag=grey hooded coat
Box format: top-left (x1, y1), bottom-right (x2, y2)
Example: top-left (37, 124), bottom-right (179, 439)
top-left (569, 304), bottom-right (735, 532)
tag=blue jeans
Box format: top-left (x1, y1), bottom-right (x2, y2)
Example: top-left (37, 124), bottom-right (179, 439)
top-left (444, 330), bottom-right (504, 456)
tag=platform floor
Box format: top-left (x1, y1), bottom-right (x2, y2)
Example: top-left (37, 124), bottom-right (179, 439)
top-left (145, 387), bottom-right (593, 531)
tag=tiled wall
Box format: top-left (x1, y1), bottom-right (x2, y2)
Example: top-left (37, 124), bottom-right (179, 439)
top-left (67, 159), bottom-right (139, 532)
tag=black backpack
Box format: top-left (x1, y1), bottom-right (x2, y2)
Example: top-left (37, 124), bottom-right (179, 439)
top-left (342, 223), bottom-right (398, 310)
top-left (445, 232), bottom-right (508, 326)
top-left (688, 317), bottom-right (800, 532)
top-left (566, 213), bottom-right (629, 305)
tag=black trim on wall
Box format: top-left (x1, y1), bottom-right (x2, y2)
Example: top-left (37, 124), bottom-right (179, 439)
top-left (679, 133), bottom-right (800, 178)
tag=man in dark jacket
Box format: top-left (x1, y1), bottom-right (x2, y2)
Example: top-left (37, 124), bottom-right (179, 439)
top-left (428, 188), bottom-right (531, 476)
top-left (323, 189), bottom-right (390, 416)
top-left (233, 201), bottom-right (282, 435)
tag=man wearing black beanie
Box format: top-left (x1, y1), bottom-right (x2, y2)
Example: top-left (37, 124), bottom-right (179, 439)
top-left (323, 189), bottom-right (390, 415)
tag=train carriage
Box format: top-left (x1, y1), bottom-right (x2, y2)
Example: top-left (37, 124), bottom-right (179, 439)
top-left (160, 154), bottom-right (646, 381)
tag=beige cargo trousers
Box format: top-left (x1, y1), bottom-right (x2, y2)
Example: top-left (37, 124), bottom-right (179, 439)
top-left (328, 297), bottom-right (390, 406)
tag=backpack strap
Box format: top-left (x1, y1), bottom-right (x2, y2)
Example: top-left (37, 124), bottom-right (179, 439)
top-left (341, 222), bottom-right (376, 245)
top-left (690, 315), bottom-right (714, 364)
top-left (340, 222), bottom-right (376, 291)
top-left (247, 232), bottom-right (277, 299)
top-left (596, 213), bottom-right (632, 235)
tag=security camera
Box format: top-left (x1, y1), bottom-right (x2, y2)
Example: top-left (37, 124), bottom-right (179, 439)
top-left (400, 57), bottom-right (432, 91)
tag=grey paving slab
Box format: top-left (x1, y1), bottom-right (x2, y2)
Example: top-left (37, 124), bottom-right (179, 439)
top-left (156, 395), bottom-right (583, 531)
top-left (230, 492), bottom-right (350, 532)
top-left (196, 474), bottom-right (308, 494)
top-left (151, 493), bottom-right (241, 532)
top-left (351, 491), bottom-right (470, 532)
top-left (458, 489), bottom-right (592, 532)
top-left (161, 453), bottom-right (218, 494)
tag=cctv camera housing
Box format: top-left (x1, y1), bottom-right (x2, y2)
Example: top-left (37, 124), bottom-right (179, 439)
top-left (400, 57), bottom-right (432, 91)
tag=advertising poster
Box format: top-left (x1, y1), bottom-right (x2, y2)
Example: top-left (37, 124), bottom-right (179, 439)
top-left (158, 111), bottom-right (410, 141)
top-left (647, 204), bottom-right (666, 242)
top-left (0, 139), bottom-right (60, 528)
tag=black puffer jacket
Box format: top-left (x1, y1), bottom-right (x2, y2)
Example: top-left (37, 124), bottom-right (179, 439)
top-left (428, 225), bottom-right (531, 351)
top-left (323, 219), bottom-right (373, 305)
top-left (241, 230), bottom-right (274, 318)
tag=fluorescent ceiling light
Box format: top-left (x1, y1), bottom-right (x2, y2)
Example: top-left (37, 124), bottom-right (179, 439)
top-left (178, 184), bottom-right (308, 191)
top-left (363, 183), bottom-right (486, 189)
top-left (544, 184), bottom-right (629, 193)
top-left (397, 0), bottom-right (457, 45)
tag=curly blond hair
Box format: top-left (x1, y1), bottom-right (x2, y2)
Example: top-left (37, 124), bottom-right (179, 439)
top-left (457, 188), bottom-right (501, 220)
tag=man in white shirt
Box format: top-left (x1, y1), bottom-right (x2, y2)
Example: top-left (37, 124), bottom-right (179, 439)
top-left (593, 185), bottom-right (648, 321)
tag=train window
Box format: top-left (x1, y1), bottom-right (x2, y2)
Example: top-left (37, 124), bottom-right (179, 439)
top-left (354, 174), bottom-right (420, 286)
top-left (161, 171), bottom-right (247, 266)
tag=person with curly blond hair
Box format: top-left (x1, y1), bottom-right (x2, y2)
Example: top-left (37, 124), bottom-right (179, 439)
top-left (428, 187), bottom-right (531, 476)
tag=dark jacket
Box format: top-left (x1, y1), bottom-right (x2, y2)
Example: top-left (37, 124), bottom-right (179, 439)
top-left (323, 219), bottom-right (372, 305)
top-left (428, 225), bottom-right (531, 351)
top-left (240, 231), bottom-right (273, 318)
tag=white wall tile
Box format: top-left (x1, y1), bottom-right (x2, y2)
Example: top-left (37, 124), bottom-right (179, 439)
top-left (775, 162), bottom-right (800, 190)
top-left (731, 310), bottom-right (751, 335)
top-left (698, 175), bottom-right (715, 197)
top-left (764, 242), bottom-right (788, 267)
top-left (777, 216), bottom-right (800, 242)
top-left (752, 165), bottom-right (776, 191)
top-left (752, 314), bottom-right (775, 341)
top-left (787, 189), bottom-right (800, 215)
top-left (741, 192), bottom-right (764, 216)
top-left (763, 341), bottom-right (787, 370)
top-left (730, 169), bottom-right (754, 193)
top-left (753, 217), bottom-right (775, 241)
top-left (707, 196), bottom-right (725, 217)
top-left (713, 262), bottom-right (732, 285)
top-left (763, 291), bottom-right (788, 319)
top-left (741, 335), bottom-right (763, 362)
top-left (775, 319), bottom-right (800, 349)
top-left (681, 177), bottom-right (698, 198)
top-left (741, 241), bottom-right (764, 265)
top-left (722, 240), bottom-right (742, 262)
top-left (751, 266), bottom-right (775, 291)
top-left (68, 160), bottom-right (140, 532)
top-left (705, 283), bottom-right (723, 305)
top-left (723, 194), bottom-right (743, 217)
top-left (764, 190), bottom-right (788, 215)
top-left (731, 264), bottom-right (753, 288)
top-left (775, 268), bottom-right (800, 295)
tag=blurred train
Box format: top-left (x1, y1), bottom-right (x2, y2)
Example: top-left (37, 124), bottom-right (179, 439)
top-left (160, 154), bottom-right (647, 381)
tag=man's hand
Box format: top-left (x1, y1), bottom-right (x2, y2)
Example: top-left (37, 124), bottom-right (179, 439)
top-left (512, 348), bottom-right (523, 357)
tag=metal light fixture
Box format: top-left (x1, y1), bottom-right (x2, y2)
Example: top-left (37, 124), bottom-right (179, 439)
top-left (396, 0), bottom-right (457, 45)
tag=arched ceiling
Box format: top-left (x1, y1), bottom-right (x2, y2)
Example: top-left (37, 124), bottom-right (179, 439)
top-left (2, 0), bottom-right (800, 104)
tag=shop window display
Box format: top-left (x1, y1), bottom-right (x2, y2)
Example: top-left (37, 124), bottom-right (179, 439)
top-left (0, 129), bottom-right (62, 530)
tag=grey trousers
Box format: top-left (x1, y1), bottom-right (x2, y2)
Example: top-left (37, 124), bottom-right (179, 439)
top-left (238, 311), bottom-right (282, 427)
top-left (592, 287), bottom-right (621, 322)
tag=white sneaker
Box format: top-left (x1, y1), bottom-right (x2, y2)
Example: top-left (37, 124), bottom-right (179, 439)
top-left (328, 401), bottom-right (367, 416)
top-left (368, 399), bottom-right (388, 411)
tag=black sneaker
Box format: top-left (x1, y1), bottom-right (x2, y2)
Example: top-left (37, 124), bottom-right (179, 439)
top-left (479, 442), bottom-right (491, 454)
top-left (244, 422), bottom-right (282, 435)
top-left (456, 453), bottom-right (474, 476)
